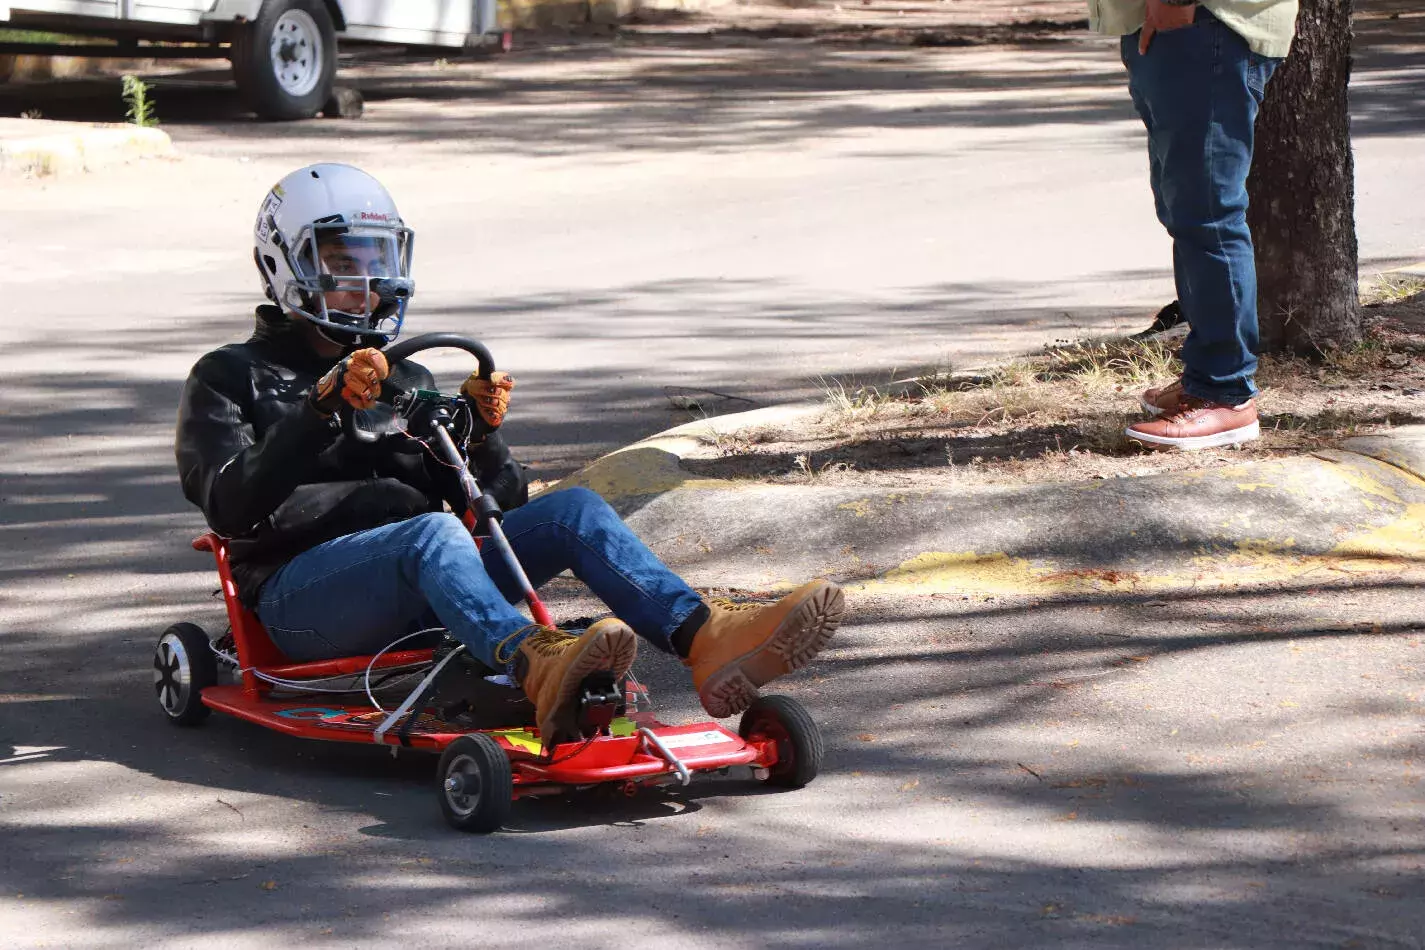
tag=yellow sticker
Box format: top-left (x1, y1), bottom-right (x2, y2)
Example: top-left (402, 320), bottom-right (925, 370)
top-left (488, 729), bottom-right (542, 755)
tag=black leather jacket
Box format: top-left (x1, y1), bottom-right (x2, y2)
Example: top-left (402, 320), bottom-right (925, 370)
top-left (175, 306), bottom-right (527, 606)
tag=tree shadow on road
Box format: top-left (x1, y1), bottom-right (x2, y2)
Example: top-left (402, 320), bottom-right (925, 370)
top-left (4, 274), bottom-right (1425, 944)
top-left (1, 12), bottom-right (1419, 163)
top-left (3, 576), bottom-right (1424, 946)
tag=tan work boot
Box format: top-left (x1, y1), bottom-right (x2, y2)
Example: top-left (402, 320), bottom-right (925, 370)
top-left (686, 580), bottom-right (845, 718)
top-left (515, 620), bottom-right (637, 746)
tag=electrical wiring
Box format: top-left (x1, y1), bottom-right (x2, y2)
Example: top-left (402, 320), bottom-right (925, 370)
top-left (364, 627), bottom-right (450, 713)
top-left (210, 637), bottom-right (439, 699)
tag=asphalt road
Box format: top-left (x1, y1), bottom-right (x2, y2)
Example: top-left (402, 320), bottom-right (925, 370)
top-left (2, 23), bottom-right (1424, 950)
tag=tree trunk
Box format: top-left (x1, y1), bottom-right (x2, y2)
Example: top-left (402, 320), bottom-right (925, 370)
top-left (1247, 0), bottom-right (1361, 355)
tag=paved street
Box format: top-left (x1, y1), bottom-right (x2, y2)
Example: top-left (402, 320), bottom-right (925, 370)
top-left (2, 17), bottom-right (1424, 949)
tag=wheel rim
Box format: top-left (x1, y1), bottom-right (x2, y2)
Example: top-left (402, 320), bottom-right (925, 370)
top-left (269, 9), bottom-right (323, 98)
top-left (749, 715), bottom-right (794, 776)
top-left (443, 753), bottom-right (484, 818)
top-left (153, 634), bottom-right (191, 717)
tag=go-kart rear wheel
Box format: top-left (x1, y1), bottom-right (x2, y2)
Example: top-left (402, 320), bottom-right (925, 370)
top-left (153, 622), bottom-right (217, 727)
top-left (437, 734), bottom-right (513, 833)
top-left (739, 695), bottom-right (822, 789)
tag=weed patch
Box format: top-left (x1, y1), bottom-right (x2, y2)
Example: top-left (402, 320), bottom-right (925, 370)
top-left (681, 289), bottom-right (1425, 488)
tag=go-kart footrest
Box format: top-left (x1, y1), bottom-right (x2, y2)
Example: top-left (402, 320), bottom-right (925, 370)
top-left (576, 672), bottom-right (624, 736)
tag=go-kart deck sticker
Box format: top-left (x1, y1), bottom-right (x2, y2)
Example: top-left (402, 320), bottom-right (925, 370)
top-left (488, 728), bottom-right (542, 755)
top-left (274, 706), bottom-right (346, 720)
top-left (656, 729), bottom-right (736, 750)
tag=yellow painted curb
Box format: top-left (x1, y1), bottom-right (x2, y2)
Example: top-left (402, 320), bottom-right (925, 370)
top-left (849, 454), bottom-right (1425, 599)
top-left (556, 403), bottom-right (820, 500)
top-left (0, 123), bottom-right (172, 177)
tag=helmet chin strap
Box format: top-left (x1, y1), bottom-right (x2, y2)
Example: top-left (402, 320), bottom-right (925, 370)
top-left (313, 319), bottom-right (366, 350)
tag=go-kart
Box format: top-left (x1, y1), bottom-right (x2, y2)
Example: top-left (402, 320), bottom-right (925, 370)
top-left (152, 333), bottom-right (823, 832)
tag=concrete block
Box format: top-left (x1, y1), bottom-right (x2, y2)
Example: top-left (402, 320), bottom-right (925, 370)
top-left (0, 121), bottom-right (172, 177)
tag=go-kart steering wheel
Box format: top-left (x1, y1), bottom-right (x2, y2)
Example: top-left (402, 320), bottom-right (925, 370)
top-left (342, 333), bottom-right (496, 444)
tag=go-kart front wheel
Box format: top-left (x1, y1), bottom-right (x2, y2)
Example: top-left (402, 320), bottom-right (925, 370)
top-left (438, 734), bottom-right (513, 833)
top-left (739, 695), bottom-right (823, 789)
top-left (153, 622), bottom-right (217, 726)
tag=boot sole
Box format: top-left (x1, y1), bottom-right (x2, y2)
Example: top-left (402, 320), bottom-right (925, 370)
top-left (699, 583), bottom-right (845, 719)
top-left (538, 624), bottom-right (637, 746)
top-left (1124, 420), bottom-right (1261, 451)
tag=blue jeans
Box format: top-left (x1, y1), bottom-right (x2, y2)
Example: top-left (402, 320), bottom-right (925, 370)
top-left (1121, 9), bottom-right (1281, 405)
top-left (254, 486), bottom-right (706, 669)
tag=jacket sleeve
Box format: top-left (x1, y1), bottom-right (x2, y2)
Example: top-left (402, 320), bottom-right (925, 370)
top-left (395, 357), bottom-right (529, 513)
top-left (176, 350), bottom-right (340, 538)
top-left (469, 430), bottom-right (529, 512)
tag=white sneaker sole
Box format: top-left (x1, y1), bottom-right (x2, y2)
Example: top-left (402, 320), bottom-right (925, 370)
top-left (1140, 396), bottom-right (1169, 418)
top-left (1125, 421), bottom-right (1260, 450)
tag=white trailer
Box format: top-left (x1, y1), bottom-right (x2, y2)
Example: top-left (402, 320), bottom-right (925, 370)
top-left (0, 1), bottom-right (502, 119)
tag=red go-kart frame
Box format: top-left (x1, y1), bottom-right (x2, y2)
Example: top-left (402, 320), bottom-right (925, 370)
top-left (152, 532), bottom-right (821, 832)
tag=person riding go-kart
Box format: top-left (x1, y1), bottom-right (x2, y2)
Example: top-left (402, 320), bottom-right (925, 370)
top-left (175, 162), bottom-right (846, 748)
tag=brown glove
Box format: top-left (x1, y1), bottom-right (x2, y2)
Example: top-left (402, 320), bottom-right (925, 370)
top-left (460, 371), bottom-right (515, 432)
top-left (310, 348), bottom-right (390, 415)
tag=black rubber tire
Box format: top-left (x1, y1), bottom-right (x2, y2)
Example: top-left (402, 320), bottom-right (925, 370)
top-left (231, 0), bottom-right (338, 121)
top-left (738, 695), bottom-right (822, 789)
top-left (437, 734), bottom-right (513, 833)
top-left (153, 622), bottom-right (217, 727)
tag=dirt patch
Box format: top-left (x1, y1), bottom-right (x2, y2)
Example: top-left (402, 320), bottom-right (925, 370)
top-left (608, 0), bottom-right (1420, 50)
top-left (614, 0), bottom-right (1089, 45)
top-left (681, 279), bottom-right (1425, 488)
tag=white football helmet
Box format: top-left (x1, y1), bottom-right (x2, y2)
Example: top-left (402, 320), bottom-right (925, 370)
top-left (253, 163), bottom-right (415, 345)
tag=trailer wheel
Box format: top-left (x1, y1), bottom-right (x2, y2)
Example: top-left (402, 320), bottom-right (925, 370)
top-left (231, 0), bottom-right (337, 121)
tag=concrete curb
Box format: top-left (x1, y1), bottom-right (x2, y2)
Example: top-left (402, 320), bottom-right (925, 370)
top-left (556, 410), bottom-right (1425, 598)
top-left (0, 120), bottom-right (172, 176)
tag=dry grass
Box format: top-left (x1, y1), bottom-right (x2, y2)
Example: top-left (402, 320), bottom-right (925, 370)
top-left (1360, 272), bottom-right (1425, 307)
top-left (680, 287), bottom-right (1425, 489)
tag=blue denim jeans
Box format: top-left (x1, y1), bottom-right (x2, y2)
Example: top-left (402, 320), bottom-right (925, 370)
top-left (254, 486), bottom-right (706, 668)
top-left (1121, 9), bottom-right (1281, 405)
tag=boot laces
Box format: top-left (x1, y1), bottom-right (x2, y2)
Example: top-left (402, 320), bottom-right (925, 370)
top-left (494, 623), bottom-right (560, 665)
top-left (707, 598), bottom-right (765, 614)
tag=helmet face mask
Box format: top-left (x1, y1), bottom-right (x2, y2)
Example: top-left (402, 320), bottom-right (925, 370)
top-left (254, 164), bottom-right (416, 347)
top-left (291, 224), bottom-right (414, 344)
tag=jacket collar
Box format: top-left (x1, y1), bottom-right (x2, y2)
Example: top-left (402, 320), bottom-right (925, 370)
top-left (250, 305), bottom-right (342, 372)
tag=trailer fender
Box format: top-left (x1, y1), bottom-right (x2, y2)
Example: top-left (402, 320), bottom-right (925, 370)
top-left (203, 0), bottom-right (345, 30)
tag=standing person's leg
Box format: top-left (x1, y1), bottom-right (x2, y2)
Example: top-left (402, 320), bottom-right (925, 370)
top-left (1120, 9), bottom-right (1281, 446)
top-left (486, 486), bottom-right (845, 717)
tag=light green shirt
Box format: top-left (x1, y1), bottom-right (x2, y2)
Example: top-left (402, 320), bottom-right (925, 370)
top-left (1088, 0), bottom-right (1299, 58)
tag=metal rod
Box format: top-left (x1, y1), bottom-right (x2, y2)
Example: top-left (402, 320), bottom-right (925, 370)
top-left (372, 646), bottom-right (465, 746)
top-left (638, 728), bottom-right (692, 786)
top-left (0, 43), bottom-right (229, 57)
top-left (430, 423), bottom-right (552, 627)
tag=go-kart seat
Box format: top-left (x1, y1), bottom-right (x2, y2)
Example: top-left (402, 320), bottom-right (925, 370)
top-left (192, 533), bottom-right (435, 692)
